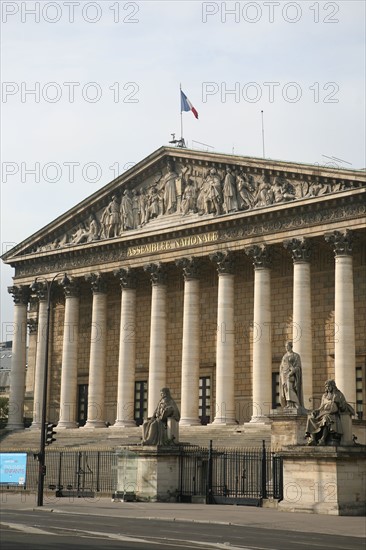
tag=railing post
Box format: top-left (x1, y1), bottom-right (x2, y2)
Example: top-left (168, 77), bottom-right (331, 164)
top-left (96, 452), bottom-right (100, 493)
top-left (261, 439), bottom-right (267, 499)
top-left (57, 452), bottom-right (62, 492)
top-left (206, 439), bottom-right (213, 504)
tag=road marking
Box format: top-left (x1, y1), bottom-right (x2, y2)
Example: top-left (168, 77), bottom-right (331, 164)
top-left (1, 522), bottom-right (58, 536)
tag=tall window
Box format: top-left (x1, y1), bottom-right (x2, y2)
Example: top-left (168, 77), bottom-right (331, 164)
top-left (356, 366), bottom-right (363, 420)
top-left (199, 376), bottom-right (211, 425)
top-left (134, 381), bottom-right (148, 425)
top-left (77, 384), bottom-right (88, 426)
top-left (272, 372), bottom-right (281, 409)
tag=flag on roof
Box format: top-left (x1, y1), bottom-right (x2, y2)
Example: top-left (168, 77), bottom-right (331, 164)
top-left (180, 89), bottom-right (198, 119)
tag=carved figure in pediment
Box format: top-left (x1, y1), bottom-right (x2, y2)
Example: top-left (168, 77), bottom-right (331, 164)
top-left (88, 214), bottom-right (100, 241)
top-left (206, 168), bottom-right (223, 215)
top-left (223, 167), bottom-right (239, 214)
top-left (101, 195), bottom-right (120, 238)
top-left (253, 175), bottom-right (274, 207)
top-left (145, 186), bottom-right (160, 223)
top-left (138, 191), bottom-right (147, 226)
top-left (272, 176), bottom-right (296, 203)
top-left (196, 173), bottom-right (210, 215)
top-left (237, 173), bottom-right (254, 210)
top-left (71, 223), bottom-right (90, 244)
top-left (308, 180), bottom-right (329, 197)
top-left (162, 159), bottom-right (178, 214)
top-left (181, 177), bottom-right (197, 215)
top-left (132, 190), bottom-right (140, 228)
top-left (120, 190), bottom-right (134, 231)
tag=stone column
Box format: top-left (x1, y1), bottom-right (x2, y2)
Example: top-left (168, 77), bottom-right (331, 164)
top-left (210, 251), bottom-right (236, 424)
top-left (284, 238), bottom-right (313, 407)
top-left (25, 306), bottom-right (38, 395)
top-left (245, 245), bottom-right (272, 422)
top-left (144, 263), bottom-right (167, 417)
top-left (57, 279), bottom-right (80, 429)
top-left (6, 286), bottom-right (29, 430)
top-left (176, 257), bottom-right (200, 426)
top-left (30, 285), bottom-right (48, 429)
top-left (113, 268), bottom-right (137, 427)
top-left (325, 230), bottom-right (356, 407)
top-left (84, 273), bottom-right (107, 428)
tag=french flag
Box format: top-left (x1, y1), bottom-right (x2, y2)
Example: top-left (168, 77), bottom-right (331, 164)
top-left (181, 89), bottom-right (198, 119)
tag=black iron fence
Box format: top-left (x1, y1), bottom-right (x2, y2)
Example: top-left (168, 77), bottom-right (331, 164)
top-left (178, 440), bottom-right (283, 506)
top-left (1, 442), bottom-right (283, 506)
top-left (0, 451), bottom-right (117, 495)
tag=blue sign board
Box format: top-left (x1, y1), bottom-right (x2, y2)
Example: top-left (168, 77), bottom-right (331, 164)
top-left (0, 453), bottom-right (27, 485)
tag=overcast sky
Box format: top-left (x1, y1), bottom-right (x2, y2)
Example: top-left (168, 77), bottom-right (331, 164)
top-left (1, 0), bottom-right (365, 336)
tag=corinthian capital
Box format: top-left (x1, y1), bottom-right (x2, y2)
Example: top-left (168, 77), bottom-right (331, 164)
top-left (283, 238), bottom-right (312, 263)
top-left (144, 262), bottom-right (167, 285)
top-left (85, 272), bottom-right (107, 293)
top-left (62, 277), bottom-right (80, 298)
top-left (8, 285), bottom-right (30, 305)
top-left (245, 244), bottom-right (272, 269)
top-left (209, 250), bottom-right (234, 274)
top-left (114, 267), bottom-right (137, 289)
top-left (176, 257), bottom-right (200, 280)
top-left (325, 230), bottom-right (353, 256)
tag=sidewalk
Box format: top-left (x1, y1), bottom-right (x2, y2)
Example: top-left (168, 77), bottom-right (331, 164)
top-left (1, 493), bottom-right (365, 538)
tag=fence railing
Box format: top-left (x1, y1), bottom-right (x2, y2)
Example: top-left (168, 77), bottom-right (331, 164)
top-left (0, 451), bottom-right (118, 494)
top-left (178, 440), bottom-right (283, 505)
top-left (1, 442), bottom-right (283, 506)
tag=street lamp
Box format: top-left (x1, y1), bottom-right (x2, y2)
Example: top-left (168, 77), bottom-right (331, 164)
top-left (31, 272), bottom-right (70, 507)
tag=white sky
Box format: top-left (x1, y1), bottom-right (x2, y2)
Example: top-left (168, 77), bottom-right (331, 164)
top-left (1, 0), bottom-right (365, 336)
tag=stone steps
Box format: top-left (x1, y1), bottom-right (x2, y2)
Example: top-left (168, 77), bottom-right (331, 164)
top-left (0, 424), bottom-right (271, 451)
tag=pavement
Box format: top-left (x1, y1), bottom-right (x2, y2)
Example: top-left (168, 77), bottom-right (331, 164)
top-left (1, 492), bottom-right (365, 539)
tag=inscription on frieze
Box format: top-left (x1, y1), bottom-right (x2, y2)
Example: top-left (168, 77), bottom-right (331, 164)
top-left (127, 231), bottom-right (219, 257)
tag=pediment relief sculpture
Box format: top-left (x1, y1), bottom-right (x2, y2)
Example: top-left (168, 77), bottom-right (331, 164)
top-left (23, 158), bottom-right (363, 256)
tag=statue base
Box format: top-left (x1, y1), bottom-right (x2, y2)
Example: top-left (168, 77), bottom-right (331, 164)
top-left (115, 445), bottom-right (181, 502)
top-left (269, 408), bottom-right (308, 450)
top-left (277, 445), bottom-right (366, 516)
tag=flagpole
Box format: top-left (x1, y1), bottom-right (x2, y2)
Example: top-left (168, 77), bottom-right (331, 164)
top-left (261, 110), bottom-right (265, 158)
top-left (180, 83), bottom-right (184, 143)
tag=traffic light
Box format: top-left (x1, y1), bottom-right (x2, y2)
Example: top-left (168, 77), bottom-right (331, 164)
top-left (45, 422), bottom-right (57, 446)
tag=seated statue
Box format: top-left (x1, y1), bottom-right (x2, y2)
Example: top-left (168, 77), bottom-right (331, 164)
top-left (142, 388), bottom-right (180, 445)
top-left (305, 379), bottom-right (355, 446)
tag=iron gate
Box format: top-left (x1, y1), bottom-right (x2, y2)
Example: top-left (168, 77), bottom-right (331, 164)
top-left (179, 440), bottom-right (283, 506)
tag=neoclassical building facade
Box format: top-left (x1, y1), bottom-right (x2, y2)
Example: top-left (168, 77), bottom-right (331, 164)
top-left (3, 146), bottom-right (366, 432)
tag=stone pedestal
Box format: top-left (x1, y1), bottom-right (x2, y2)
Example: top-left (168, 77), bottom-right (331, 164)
top-left (277, 445), bottom-right (366, 516)
top-left (116, 446), bottom-right (181, 502)
top-left (269, 409), bottom-right (308, 450)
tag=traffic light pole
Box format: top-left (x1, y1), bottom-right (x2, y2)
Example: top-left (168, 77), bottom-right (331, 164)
top-left (37, 285), bottom-right (52, 507)
top-left (34, 273), bottom-right (69, 507)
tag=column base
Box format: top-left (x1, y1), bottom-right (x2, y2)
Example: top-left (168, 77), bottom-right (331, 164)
top-left (82, 421), bottom-right (107, 429)
top-left (5, 423), bottom-right (25, 431)
top-left (179, 418), bottom-right (201, 426)
top-left (111, 420), bottom-right (137, 428)
top-left (246, 415), bottom-right (272, 425)
top-left (28, 422), bottom-right (42, 430)
top-left (212, 417), bottom-right (237, 425)
top-left (57, 421), bottom-right (79, 429)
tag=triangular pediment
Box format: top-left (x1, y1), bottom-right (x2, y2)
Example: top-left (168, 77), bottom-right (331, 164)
top-left (2, 146), bottom-right (365, 265)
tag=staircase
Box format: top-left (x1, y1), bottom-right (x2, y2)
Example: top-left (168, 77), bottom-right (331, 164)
top-left (0, 423), bottom-right (271, 451)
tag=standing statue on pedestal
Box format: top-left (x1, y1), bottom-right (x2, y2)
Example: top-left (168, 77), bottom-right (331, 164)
top-left (305, 379), bottom-right (355, 446)
top-left (142, 388), bottom-right (180, 445)
top-left (279, 341), bottom-right (304, 410)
